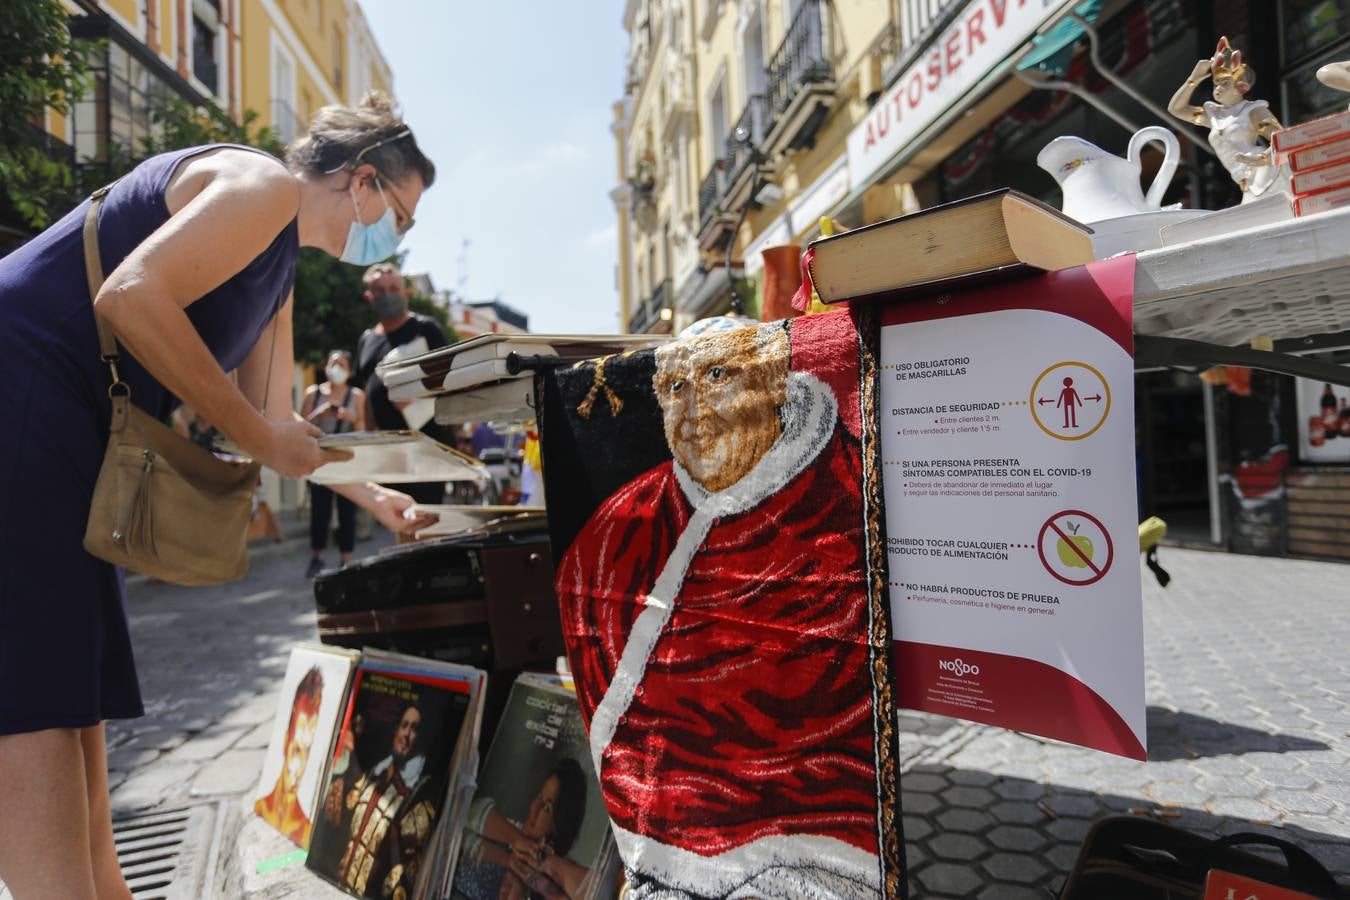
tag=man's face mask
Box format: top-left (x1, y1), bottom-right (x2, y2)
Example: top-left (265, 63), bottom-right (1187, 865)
top-left (370, 288), bottom-right (408, 321)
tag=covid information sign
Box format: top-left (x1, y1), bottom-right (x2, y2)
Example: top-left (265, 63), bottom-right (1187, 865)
top-left (880, 257), bottom-right (1146, 759)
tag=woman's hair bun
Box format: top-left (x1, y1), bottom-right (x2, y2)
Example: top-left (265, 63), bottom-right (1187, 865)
top-left (287, 90), bottom-right (435, 188)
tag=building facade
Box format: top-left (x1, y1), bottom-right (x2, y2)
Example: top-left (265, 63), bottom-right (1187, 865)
top-left (613, 0), bottom-right (1350, 561)
top-left (7, 0), bottom-right (393, 253)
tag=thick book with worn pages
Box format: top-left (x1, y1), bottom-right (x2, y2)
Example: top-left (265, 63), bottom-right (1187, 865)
top-left (807, 189), bottom-right (1094, 305)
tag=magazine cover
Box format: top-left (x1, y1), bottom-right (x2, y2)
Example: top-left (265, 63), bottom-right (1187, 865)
top-left (252, 644), bottom-right (358, 848)
top-left (306, 662), bottom-right (474, 899)
top-left (452, 677), bottom-right (610, 900)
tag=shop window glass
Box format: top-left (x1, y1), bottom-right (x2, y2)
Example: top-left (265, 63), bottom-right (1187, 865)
top-left (1281, 0), bottom-right (1350, 66)
top-left (193, 15), bottom-right (219, 95)
top-left (1284, 44), bottom-right (1350, 123)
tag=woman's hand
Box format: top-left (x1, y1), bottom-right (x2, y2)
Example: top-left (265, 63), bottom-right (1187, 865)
top-left (249, 420), bottom-right (349, 478)
top-left (367, 486), bottom-right (440, 535)
top-left (1190, 58), bottom-right (1212, 81)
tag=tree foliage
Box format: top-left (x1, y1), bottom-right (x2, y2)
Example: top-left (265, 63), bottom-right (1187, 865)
top-left (0, 0), bottom-right (91, 228)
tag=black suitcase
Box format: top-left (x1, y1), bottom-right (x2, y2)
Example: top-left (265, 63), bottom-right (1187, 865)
top-left (312, 518), bottom-right (564, 674)
top-left (1059, 816), bottom-right (1345, 899)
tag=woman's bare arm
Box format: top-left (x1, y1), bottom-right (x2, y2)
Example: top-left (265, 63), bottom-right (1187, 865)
top-left (94, 149), bottom-right (327, 477)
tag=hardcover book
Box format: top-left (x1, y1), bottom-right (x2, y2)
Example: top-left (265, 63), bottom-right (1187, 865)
top-left (805, 189), bottom-right (1094, 305)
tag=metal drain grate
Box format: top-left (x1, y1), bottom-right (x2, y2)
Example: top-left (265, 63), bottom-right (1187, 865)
top-left (114, 802), bottom-right (224, 899)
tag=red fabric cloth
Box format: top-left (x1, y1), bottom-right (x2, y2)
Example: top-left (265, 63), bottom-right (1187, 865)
top-left (556, 425), bottom-right (878, 858)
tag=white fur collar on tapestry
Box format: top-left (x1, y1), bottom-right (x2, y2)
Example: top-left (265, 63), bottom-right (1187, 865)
top-left (613, 823), bottom-right (881, 899)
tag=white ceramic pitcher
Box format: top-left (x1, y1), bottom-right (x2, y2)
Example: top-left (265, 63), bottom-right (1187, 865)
top-left (1037, 126), bottom-right (1181, 224)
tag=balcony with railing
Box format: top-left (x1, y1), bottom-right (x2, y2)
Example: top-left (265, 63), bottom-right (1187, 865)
top-left (628, 278), bottom-right (674, 334)
top-left (762, 0), bottom-right (834, 155)
top-left (696, 160), bottom-right (741, 251)
top-left (722, 94), bottom-right (771, 209)
top-left (698, 160), bottom-right (726, 231)
top-left (887, 0), bottom-right (963, 87)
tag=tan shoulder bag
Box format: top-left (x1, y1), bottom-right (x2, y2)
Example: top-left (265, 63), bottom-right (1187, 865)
top-left (82, 183), bottom-right (262, 586)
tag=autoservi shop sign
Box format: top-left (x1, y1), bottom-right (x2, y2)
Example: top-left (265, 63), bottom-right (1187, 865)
top-left (847, 0), bottom-right (1073, 188)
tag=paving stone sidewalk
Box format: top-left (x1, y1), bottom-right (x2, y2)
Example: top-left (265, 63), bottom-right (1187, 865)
top-left (6, 536), bottom-right (1346, 898)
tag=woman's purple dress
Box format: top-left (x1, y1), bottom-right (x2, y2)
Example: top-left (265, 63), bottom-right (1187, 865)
top-left (0, 145), bottom-right (299, 735)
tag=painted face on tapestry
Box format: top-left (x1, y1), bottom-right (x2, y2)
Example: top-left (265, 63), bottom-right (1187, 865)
top-left (654, 326), bottom-right (790, 493)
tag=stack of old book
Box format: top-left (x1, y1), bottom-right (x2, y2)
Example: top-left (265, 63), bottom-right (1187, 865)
top-left (378, 333), bottom-right (670, 426)
top-left (1274, 109), bottom-right (1350, 217)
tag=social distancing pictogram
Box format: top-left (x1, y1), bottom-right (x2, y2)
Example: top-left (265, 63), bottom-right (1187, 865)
top-left (1037, 510), bottom-right (1114, 586)
top-left (1030, 361), bottom-right (1110, 440)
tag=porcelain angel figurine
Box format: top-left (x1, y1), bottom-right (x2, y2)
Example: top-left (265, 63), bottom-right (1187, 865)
top-left (1316, 60), bottom-right (1350, 109)
top-left (1168, 36), bottom-right (1290, 203)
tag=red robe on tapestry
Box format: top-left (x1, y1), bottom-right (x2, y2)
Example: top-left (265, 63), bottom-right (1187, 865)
top-left (556, 370), bottom-right (882, 897)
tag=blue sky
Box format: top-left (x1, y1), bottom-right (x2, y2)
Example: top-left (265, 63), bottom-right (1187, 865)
top-left (363, 2), bottom-right (628, 335)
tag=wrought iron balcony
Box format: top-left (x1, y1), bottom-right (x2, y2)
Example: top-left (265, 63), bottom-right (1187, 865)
top-left (724, 94), bottom-right (769, 187)
top-left (886, 0), bottom-right (963, 87)
top-left (698, 159), bottom-right (726, 231)
top-left (757, 0), bottom-right (834, 157)
top-left (766, 0), bottom-right (832, 122)
top-left (629, 278), bottom-right (673, 334)
top-left (899, 0), bottom-right (961, 55)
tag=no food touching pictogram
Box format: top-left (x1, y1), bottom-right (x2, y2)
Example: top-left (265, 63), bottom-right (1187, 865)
top-left (1037, 510), bottom-right (1114, 586)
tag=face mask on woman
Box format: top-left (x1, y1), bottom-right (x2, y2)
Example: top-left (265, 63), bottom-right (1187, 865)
top-left (340, 177), bottom-right (404, 266)
top-left (326, 366), bottom-right (349, 386)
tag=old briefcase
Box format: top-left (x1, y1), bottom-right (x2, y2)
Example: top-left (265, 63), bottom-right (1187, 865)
top-left (311, 520), bottom-right (563, 674)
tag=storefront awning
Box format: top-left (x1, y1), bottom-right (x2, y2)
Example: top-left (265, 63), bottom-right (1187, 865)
top-left (1016, 0), bottom-right (1104, 76)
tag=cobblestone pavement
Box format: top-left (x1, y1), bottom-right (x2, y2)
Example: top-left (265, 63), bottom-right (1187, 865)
top-left (5, 538), bottom-right (1345, 898)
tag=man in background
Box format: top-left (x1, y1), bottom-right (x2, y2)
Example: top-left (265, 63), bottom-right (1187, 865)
top-left (354, 262), bottom-right (450, 505)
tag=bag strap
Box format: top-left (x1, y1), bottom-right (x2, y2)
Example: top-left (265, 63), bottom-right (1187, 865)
top-left (83, 181), bottom-right (286, 422)
top-left (82, 183), bottom-right (129, 401)
top-left (1213, 833), bottom-right (1339, 894)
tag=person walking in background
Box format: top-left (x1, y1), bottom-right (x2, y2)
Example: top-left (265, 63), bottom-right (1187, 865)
top-left (302, 350), bottom-right (366, 576)
top-left (0, 90), bottom-right (437, 899)
top-left (354, 262), bottom-right (451, 505)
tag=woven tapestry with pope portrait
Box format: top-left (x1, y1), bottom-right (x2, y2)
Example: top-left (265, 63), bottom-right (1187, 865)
top-left (539, 308), bottom-right (905, 898)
